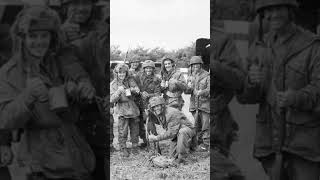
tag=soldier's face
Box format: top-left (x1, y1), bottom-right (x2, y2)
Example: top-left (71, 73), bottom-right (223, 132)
top-left (264, 6), bottom-right (290, 32)
top-left (144, 67), bottom-right (153, 76)
top-left (153, 104), bottom-right (163, 115)
top-left (117, 70), bottom-right (126, 81)
top-left (67, 2), bottom-right (92, 23)
top-left (191, 64), bottom-right (201, 74)
top-left (164, 60), bottom-right (173, 72)
top-left (24, 30), bottom-right (51, 58)
top-left (130, 62), bottom-right (139, 69)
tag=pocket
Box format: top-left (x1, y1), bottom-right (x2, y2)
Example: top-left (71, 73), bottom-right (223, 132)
top-left (286, 63), bottom-right (308, 89)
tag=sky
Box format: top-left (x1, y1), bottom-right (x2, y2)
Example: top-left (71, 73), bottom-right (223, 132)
top-left (110, 0), bottom-right (210, 52)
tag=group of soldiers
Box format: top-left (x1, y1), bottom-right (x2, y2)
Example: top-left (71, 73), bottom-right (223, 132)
top-left (110, 55), bottom-right (210, 164)
top-left (0, 0), bottom-right (109, 180)
top-left (212, 0), bottom-right (320, 179)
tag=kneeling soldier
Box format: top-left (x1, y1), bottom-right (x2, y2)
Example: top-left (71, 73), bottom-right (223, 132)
top-left (148, 96), bottom-right (196, 164)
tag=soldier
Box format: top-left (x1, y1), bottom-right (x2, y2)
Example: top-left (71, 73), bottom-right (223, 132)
top-left (71, 0), bottom-right (108, 178)
top-left (110, 63), bottom-right (140, 157)
top-left (238, 0), bottom-right (320, 179)
top-left (185, 56), bottom-right (210, 151)
top-left (0, 6), bottom-right (97, 179)
top-left (210, 14), bottom-right (246, 180)
top-left (60, 0), bottom-right (99, 43)
top-left (137, 60), bottom-right (161, 147)
top-left (160, 57), bottom-right (187, 111)
top-left (148, 96), bottom-right (196, 164)
top-left (128, 55), bottom-right (142, 78)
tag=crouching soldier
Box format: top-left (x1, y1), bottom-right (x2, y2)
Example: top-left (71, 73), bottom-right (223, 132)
top-left (185, 56), bottom-right (210, 151)
top-left (110, 63), bottom-right (140, 157)
top-left (148, 96), bottom-right (196, 164)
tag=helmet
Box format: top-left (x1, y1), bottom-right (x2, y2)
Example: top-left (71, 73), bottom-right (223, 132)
top-left (161, 56), bottom-right (175, 64)
top-left (189, 56), bottom-right (203, 66)
top-left (149, 96), bottom-right (166, 108)
top-left (114, 63), bottom-right (129, 74)
top-left (255, 0), bottom-right (298, 13)
top-left (142, 60), bottom-right (155, 69)
top-left (129, 55), bottom-right (140, 63)
top-left (11, 6), bottom-right (61, 37)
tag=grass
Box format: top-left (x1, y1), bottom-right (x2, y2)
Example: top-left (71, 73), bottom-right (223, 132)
top-left (110, 94), bottom-right (210, 180)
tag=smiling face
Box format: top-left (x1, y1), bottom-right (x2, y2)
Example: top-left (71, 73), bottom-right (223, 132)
top-left (24, 30), bottom-right (51, 58)
top-left (191, 63), bottom-right (201, 74)
top-left (117, 69), bottom-right (126, 81)
top-left (67, 1), bottom-right (93, 23)
top-left (264, 5), bottom-right (290, 33)
top-left (144, 67), bottom-right (153, 76)
top-left (164, 60), bottom-right (173, 72)
top-left (153, 104), bottom-right (163, 115)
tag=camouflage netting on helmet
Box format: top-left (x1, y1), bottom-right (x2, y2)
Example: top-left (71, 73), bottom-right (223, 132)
top-left (142, 60), bottom-right (155, 69)
top-left (10, 6), bottom-right (63, 53)
top-left (255, 0), bottom-right (298, 12)
top-left (113, 63), bottom-right (129, 78)
top-left (189, 56), bottom-right (203, 66)
top-left (149, 96), bottom-right (165, 108)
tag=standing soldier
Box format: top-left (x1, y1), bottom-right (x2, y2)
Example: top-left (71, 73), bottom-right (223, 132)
top-left (60, 0), bottom-right (99, 43)
top-left (137, 60), bottom-right (161, 147)
top-left (0, 6), bottom-right (97, 179)
top-left (185, 56), bottom-right (210, 151)
top-left (110, 63), bottom-right (140, 157)
top-left (160, 57), bottom-right (187, 111)
top-left (238, 0), bottom-right (320, 179)
top-left (71, 0), bottom-right (108, 179)
top-left (148, 96), bottom-right (196, 164)
top-left (128, 56), bottom-right (142, 77)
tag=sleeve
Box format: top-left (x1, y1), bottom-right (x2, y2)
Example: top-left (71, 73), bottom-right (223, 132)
top-left (0, 82), bottom-right (31, 129)
top-left (175, 72), bottom-right (187, 91)
top-left (291, 43), bottom-right (320, 110)
top-left (199, 75), bottom-right (210, 97)
top-left (110, 82), bottom-right (120, 103)
top-left (157, 119), bottom-right (180, 141)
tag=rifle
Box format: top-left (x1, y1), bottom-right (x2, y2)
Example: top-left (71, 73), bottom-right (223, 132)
top-left (145, 109), bottom-right (161, 155)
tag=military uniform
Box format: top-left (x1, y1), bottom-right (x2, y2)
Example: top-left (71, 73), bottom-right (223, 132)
top-left (238, 0), bottom-right (320, 179)
top-left (110, 64), bottom-right (140, 155)
top-left (211, 27), bottom-right (246, 179)
top-left (148, 96), bottom-right (195, 160)
top-left (160, 58), bottom-right (187, 111)
top-left (0, 6), bottom-right (96, 179)
top-left (185, 56), bottom-right (210, 148)
top-left (73, 22), bottom-right (108, 180)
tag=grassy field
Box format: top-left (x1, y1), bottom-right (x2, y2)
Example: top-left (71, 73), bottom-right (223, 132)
top-left (110, 94), bottom-right (210, 180)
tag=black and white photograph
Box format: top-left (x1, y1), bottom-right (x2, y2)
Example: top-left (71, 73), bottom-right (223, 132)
top-left (0, 0), bottom-right (109, 179)
top-left (212, 0), bottom-right (320, 180)
top-left (110, 0), bottom-right (210, 179)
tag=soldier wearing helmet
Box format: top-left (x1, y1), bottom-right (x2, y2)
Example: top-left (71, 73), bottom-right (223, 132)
top-left (128, 55), bottom-right (142, 78)
top-left (211, 3), bottom-right (246, 178)
top-left (110, 63), bottom-right (141, 157)
top-left (160, 56), bottom-right (187, 111)
top-left (148, 96), bottom-right (196, 164)
top-left (238, 0), bottom-right (320, 179)
top-left (184, 56), bottom-right (210, 152)
top-left (60, 0), bottom-right (102, 42)
top-left (134, 60), bottom-right (161, 148)
top-left (0, 6), bottom-right (97, 179)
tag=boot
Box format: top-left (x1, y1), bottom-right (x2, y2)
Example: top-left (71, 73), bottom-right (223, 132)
top-left (139, 138), bottom-right (148, 149)
top-left (173, 154), bottom-right (185, 165)
top-left (120, 148), bottom-right (129, 158)
top-left (131, 143), bottom-right (139, 155)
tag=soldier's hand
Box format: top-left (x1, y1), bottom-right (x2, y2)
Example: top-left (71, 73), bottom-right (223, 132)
top-left (131, 87), bottom-right (140, 94)
top-left (0, 145), bottom-right (13, 167)
top-left (65, 81), bottom-right (78, 99)
top-left (61, 21), bottom-right (81, 41)
top-left (142, 91), bottom-right (149, 99)
top-left (248, 64), bottom-right (264, 84)
top-left (25, 77), bottom-right (48, 103)
top-left (277, 89), bottom-right (296, 108)
top-left (149, 133), bottom-right (158, 142)
top-left (77, 80), bottom-right (96, 101)
top-left (118, 86), bottom-right (125, 93)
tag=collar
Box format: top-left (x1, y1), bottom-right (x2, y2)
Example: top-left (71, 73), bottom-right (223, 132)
top-left (269, 23), bottom-right (297, 46)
